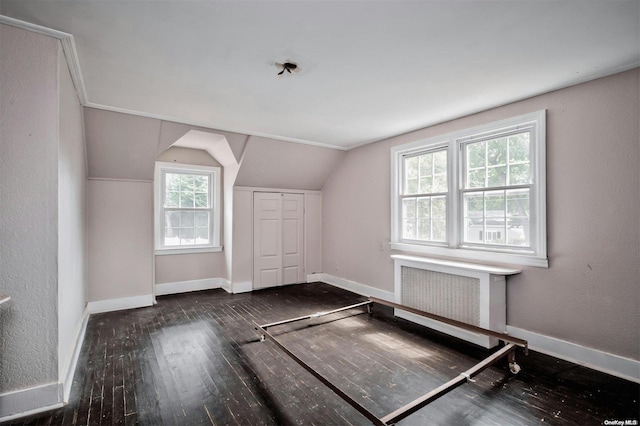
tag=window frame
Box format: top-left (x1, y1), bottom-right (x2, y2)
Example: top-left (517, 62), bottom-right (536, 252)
top-left (390, 110), bottom-right (547, 268)
top-left (154, 161), bottom-right (222, 255)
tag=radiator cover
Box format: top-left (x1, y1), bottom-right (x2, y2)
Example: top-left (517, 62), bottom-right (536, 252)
top-left (401, 267), bottom-right (481, 326)
top-left (392, 255), bottom-right (520, 348)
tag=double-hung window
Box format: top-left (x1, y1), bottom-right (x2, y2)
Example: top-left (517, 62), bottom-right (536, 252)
top-left (391, 110), bottom-right (547, 267)
top-left (154, 162), bottom-right (221, 254)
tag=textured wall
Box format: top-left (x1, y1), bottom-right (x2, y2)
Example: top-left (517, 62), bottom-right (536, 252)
top-left (322, 69), bottom-right (640, 360)
top-left (57, 46), bottom-right (88, 380)
top-left (87, 180), bottom-right (153, 302)
top-left (0, 24), bottom-right (59, 391)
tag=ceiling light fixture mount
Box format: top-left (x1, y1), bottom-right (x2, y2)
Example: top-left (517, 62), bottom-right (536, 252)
top-left (277, 62), bottom-right (298, 75)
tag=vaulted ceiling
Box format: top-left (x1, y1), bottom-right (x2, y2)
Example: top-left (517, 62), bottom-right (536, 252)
top-left (1, 1), bottom-right (638, 149)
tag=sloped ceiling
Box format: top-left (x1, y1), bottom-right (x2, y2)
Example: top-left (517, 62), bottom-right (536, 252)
top-left (2, 1), bottom-right (639, 149)
top-left (84, 107), bottom-right (345, 189)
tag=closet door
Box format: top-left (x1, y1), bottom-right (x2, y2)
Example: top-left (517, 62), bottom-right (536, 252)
top-left (253, 192), bottom-right (304, 289)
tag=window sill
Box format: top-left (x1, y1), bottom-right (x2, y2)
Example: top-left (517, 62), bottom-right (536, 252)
top-left (155, 246), bottom-right (223, 256)
top-left (390, 254), bottom-right (521, 275)
top-left (389, 242), bottom-right (548, 268)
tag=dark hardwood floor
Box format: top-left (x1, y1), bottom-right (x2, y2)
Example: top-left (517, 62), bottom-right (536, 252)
top-left (9, 283), bottom-right (639, 425)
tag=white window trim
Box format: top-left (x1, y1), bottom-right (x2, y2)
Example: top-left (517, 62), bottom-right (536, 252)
top-left (391, 110), bottom-right (547, 268)
top-left (154, 161), bottom-right (222, 255)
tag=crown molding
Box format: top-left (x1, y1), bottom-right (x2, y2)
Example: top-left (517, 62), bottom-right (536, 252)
top-left (0, 15), bottom-right (88, 104)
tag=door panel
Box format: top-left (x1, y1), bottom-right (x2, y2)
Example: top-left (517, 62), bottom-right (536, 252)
top-left (260, 269), bottom-right (280, 288)
top-left (282, 219), bottom-right (299, 254)
top-left (282, 266), bottom-right (300, 285)
top-left (259, 219), bottom-right (279, 256)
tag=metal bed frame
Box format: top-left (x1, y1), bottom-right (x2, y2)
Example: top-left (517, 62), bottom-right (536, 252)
top-left (255, 297), bottom-right (528, 426)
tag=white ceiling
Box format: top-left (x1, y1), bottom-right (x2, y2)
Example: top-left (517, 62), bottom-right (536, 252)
top-left (2, 1), bottom-right (639, 150)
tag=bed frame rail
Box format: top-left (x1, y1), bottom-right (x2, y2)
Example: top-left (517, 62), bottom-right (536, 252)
top-left (255, 297), bottom-right (527, 425)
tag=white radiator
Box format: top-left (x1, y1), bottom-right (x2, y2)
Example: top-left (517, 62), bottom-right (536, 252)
top-left (392, 255), bottom-right (520, 348)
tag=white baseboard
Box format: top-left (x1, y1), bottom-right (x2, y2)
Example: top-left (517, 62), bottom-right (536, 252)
top-left (310, 273), bottom-right (395, 301)
top-left (86, 294), bottom-right (154, 314)
top-left (507, 326), bottom-right (640, 384)
top-left (231, 281), bottom-right (252, 294)
top-left (0, 383), bottom-right (63, 421)
top-left (154, 278), bottom-right (225, 296)
top-left (221, 279), bottom-right (232, 293)
top-left (61, 308), bottom-right (90, 403)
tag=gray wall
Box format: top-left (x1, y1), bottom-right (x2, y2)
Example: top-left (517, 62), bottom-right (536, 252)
top-left (0, 24), bottom-right (60, 392)
top-left (322, 68), bottom-right (639, 361)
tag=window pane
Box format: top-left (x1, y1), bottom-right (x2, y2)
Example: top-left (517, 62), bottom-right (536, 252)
top-left (416, 198), bottom-right (430, 240)
top-left (164, 227), bottom-right (180, 246)
top-left (195, 211), bottom-right (209, 227)
top-left (482, 191), bottom-right (504, 244)
top-left (467, 141), bottom-right (485, 169)
top-left (506, 189), bottom-right (530, 246)
top-left (404, 156), bottom-right (419, 195)
top-left (463, 193), bottom-right (484, 243)
top-left (465, 141), bottom-right (487, 189)
top-left (417, 219), bottom-right (430, 241)
top-left (180, 175), bottom-right (195, 191)
top-left (179, 191), bottom-right (194, 208)
top-left (509, 163), bottom-right (530, 185)
top-left (508, 133), bottom-right (530, 163)
top-left (433, 150), bottom-right (447, 173)
top-left (432, 219), bottom-right (446, 242)
top-left (416, 197), bottom-right (430, 219)
top-left (166, 191), bottom-right (179, 208)
top-left (196, 227), bottom-right (210, 244)
top-left (403, 198), bottom-right (416, 219)
top-left (467, 169), bottom-right (485, 189)
top-left (165, 173), bottom-right (180, 191)
top-left (418, 154), bottom-right (432, 179)
top-left (402, 198), bottom-right (416, 239)
top-left (487, 137), bottom-right (507, 166)
top-left (180, 211), bottom-right (194, 227)
top-left (405, 156), bottom-right (419, 178)
top-left (180, 227), bottom-right (195, 245)
top-left (406, 177), bottom-right (418, 195)
top-left (431, 196), bottom-right (446, 219)
top-left (194, 175), bottom-right (208, 192)
top-left (195, 193), bottom-right (208, 208)
top-left (433, 174), bottom-right (447, 193)
top-left (487, 165), bottom-right (507, 187)
top-left (165, 211), bottom-right (180, 228)
top-left (418, 176), bottom-right (432, 194)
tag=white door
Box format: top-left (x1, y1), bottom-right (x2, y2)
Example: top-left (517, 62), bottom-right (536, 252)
top-left (253, 192), bottom-right (304, 289)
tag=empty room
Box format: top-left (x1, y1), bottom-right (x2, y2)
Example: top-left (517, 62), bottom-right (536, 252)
top-left (0, 1), bottom-right (638, 425)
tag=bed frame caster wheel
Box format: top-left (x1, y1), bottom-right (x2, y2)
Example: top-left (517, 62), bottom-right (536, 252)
top-left (509, 362), bottom-right (521, 374)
